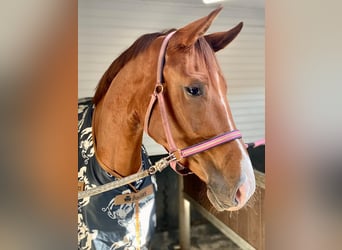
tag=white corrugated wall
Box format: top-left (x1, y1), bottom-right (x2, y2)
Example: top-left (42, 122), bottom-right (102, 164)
top-left (79, 0), bottom-right (264, 155)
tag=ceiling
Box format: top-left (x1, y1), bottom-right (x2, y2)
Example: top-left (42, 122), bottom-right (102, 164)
top-left (141, 0), bottom-right (264, 9)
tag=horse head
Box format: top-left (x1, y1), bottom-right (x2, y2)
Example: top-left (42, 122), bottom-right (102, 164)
top-left (148, 7), bottom-right (256, 211)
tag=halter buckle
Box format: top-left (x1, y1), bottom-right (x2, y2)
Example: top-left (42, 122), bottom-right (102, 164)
top-left (170, 149), bottom-right (183, 161)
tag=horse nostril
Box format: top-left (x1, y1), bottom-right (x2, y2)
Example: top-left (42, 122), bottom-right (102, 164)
top-left (235, 188), bottom-right (242, 204)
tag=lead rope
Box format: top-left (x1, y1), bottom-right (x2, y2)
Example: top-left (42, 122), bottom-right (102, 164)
top-left (78, 154), bottom-right (176, 200)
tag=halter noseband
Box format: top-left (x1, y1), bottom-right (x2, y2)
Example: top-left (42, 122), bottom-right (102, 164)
top-left (144, 31), bottom-right (242, 175)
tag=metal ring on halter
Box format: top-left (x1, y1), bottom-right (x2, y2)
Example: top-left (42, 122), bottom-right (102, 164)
top-left (155, 83), bottom-right (164, 94)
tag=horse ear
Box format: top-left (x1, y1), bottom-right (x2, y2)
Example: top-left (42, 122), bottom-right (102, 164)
top-left (170, 6), bottom-right (223, 48)
top-left (204, 22), bottom-right (243, 52)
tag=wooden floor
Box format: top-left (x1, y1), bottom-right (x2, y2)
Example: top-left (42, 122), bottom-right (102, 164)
top-left (150, 221), bottom-right (242, 250)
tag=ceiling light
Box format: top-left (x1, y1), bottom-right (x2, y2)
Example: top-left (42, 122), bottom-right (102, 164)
top-left (203, 0), bottom-right (226, 4)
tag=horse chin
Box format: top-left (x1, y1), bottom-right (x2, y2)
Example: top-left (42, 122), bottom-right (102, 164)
top-left (206, 189), bottom-right (244, 212)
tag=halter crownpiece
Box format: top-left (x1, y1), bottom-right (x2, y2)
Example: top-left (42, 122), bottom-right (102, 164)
top-left (144, 31), bottom-right (242, 175)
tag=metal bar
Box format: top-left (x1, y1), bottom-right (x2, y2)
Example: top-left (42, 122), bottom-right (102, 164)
top-left (178, 175), bottom-right (191, 249)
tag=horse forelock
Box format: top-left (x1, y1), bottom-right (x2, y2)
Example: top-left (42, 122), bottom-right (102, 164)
top-left (92, 29), bottom-right (176, 105)
top-left (194, 37), bottom-right (221, 84)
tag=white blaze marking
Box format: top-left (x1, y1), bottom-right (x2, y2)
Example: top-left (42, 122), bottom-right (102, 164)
top-left (214, 72), bottom-right (233, 129)
top-left (238, 140), bottom-right (256, 204)
top-left (214, 72), bottom-right (256, 208)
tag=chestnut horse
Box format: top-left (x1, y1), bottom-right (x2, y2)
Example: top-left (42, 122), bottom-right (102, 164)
top-left (78, 7), bottom-right (255, 250)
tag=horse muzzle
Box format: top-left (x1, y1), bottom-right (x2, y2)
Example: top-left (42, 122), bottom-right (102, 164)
top-left (207, 171), bottom-right (256, 211)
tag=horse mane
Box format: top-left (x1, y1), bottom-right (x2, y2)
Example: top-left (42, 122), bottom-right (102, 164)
top-left (93, 29), bottom-right (176, 105)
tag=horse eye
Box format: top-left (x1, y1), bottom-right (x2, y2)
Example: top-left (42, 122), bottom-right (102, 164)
top-left (185, 86), bottom-right (202, 97)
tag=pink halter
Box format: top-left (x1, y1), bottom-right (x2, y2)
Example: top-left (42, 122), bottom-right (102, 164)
top-left (144, 31), bottom-right (242, 175)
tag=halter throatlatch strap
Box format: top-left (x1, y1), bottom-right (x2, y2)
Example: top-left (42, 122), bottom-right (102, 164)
top-left (143, 31), bottom-right (243, 175)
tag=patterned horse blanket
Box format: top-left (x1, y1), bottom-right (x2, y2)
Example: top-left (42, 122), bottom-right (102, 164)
top-left (78, 98), bottom-right (157, 250)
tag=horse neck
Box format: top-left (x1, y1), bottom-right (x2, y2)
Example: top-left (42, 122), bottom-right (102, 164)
top-left (93, 53), bottom-right (157, 177)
